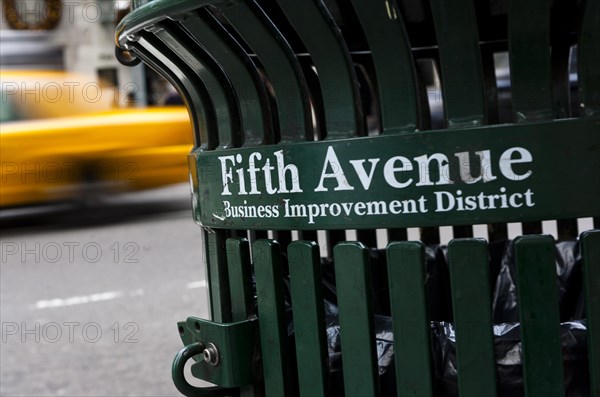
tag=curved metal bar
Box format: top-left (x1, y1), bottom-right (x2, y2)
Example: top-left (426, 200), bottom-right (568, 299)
top-left (171, 342), bottom-right (236, 397)
top-left (115, 46), bottom-right (141, 66)
top-left (181, 9), bottom-right (272, 146)
top-left (127, 45), bottom-right (201, 146)
top-left (154, 23), bottom-right (241, 149)
top-left (275, 0), bottom-right (365, 138)
top-left (135, 35), bottom-right (217, 150)
top-left (221, 0), bottom-right (314, 142)
top-left (508, 0), bottom-right (554, 122)
top-left (579, 0), bottom-right (600, 117)
top-left (116, 0), bottom-right (317, 142)
top-left (349, 0), bottom-right (419, 133)
top-left (430, 0), bottom-right (486, 128)
top-left (116, 0), bottom-right (221, 47)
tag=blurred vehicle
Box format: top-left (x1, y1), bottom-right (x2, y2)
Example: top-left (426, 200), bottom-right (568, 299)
top-left (0, 70), bottom-right (193, 208)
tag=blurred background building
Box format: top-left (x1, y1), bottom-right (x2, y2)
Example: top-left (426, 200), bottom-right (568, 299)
top-left (1, 0), bottom-right (148, 104)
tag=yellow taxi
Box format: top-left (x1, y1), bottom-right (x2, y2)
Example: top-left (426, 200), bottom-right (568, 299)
top-left (0, 71), bottom-right (193, 207)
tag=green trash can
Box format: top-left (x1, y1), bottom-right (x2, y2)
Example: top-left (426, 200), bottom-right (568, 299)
top-left (117, 1), bottom-right (600, 396)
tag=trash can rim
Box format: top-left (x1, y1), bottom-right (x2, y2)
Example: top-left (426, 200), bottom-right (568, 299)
top-left (115, 0), bottom-right (235, 48)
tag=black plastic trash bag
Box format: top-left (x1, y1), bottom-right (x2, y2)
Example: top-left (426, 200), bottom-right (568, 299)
top-left (321, 317), bottom-right (589, 397)
top-left (492, 240), bottom-right (584, 323)
top-left (278, 239), bottom-right (588, 396)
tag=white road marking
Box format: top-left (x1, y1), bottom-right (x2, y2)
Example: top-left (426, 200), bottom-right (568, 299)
top-left (186, 280), bottom-right (207, 289)
top-left (31, 291), bottom-right (123, 310)
top-left (30, 281), bottom-right (204, 311)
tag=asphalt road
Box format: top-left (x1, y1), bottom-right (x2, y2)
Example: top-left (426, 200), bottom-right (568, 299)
top-left (1, 184), bottom-right (210, 397)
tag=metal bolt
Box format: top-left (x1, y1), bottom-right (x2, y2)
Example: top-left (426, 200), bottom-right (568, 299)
top-left (202, 343), bottom-right (220, 366)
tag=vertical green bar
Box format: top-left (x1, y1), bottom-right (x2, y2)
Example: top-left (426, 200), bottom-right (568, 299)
top-left (275, 0), bottom-right (364, 138)
top-left (387, 241), bottom-right (433, 397)
top-left (252, 240), bottom-right (288, 397)
top-left (226, 238), bottom-right (253, 322)
top-left (206, 230), bottom-right (232, 323)
top-left (333, 242), bottom-right (378, 397)
top-left (508, 0), bottom-right (554, 121)
top-left (288, 241), bottom-right (328, 397)
top-left (514, 235), bottom-right (564, 397)
top-left (581, 230), bottom-right (600, 396)
top-left (430, 0), bottom-right (486, 127)
top-left (183, 11), bottom-right (270, 146)
top-left (448, 239), bottom-right (498, 396)
top-left (227, 237), bottom-right (261, 397)
top-left (349, 0), bottom-right (418, 132)
top-left (132, 44), bottom-right (208, 149)
top-left (223, 0), bottom-right (313, 141)
top-left (578, 0), bottom-right (600, 117)
top-left (152, 29), bottom-right (235, 146)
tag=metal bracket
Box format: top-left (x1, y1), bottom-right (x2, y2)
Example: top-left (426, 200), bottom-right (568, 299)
top-left (175, 316), bottom-right (260, 388)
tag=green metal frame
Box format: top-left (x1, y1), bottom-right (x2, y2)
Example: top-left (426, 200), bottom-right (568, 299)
top-left (116, 0), bottom-right (600, 396)
top-left (175, 316), bottom-right (259, 389)
top-left (192, 118), bottom-right (599, 231)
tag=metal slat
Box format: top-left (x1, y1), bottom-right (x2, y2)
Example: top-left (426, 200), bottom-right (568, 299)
top-left (415, 59), bottom-right (433, 131)
top-left (221, 0), bottom-right (313, 141)
top-left (514, 235), bottom-right (564, 396)
top-left (349, 0), bottom-right (418, 133)
top-left (522, 221), bottom-right (543, 235)
top-left (356, 229), bottom-right (377, 248)
top-left (579, 0), bottom-right (600, 117)
top-left (226, 237), bottom-right (260, 397)
top-left (299, 230), bottom-right (318, 243)
top-left (135, 37), bottom-right (217, 149)
top-left (181, 10), bottom-right (273, 146)
top-left (581, 230), bottom-right (600, 396)
top-left (153, 27), bottom-right (237, 149)
top-left (430, 0), bottom-right (488, 238)
top-left (252, 240), bottom-right (289, 396)
top-left (327, 230), bottom-right (346, 259)
top-left (420, 227), bottom-right (440, 245)
top-left (225, 238), bottom-right (253, 321)
top-left (301, 57), bottom-right (328, 140)
top-left (333, 242), bottom-right (378, 396)
top-left (452, 225), bottom-right (473, 239)
top-left (481, 47), bottom-right (499, 125)
top-left (387, 241), bottom-right (433, 397)
top-left (508, 0), bottom-right (554, 122)
top-left (129, 43), bottom-right (202, 148)
top-left (550, 0), bottom-right (572, 121)
top-left (387, 228), bottom-right (408, 243)
top-left (206, 230), bottom-right (233, 323)
top-left (288, 241), bottom-right (329, 397)
top-left (488, 223), bottom-right (508, 242)
top-left (275, 0), bottom-right (365, 138)
top-left (430, 0), bottom-right (486, 128)
top-left (448, 239), bottom-right (497, 396)
top-left (273, 230), bottom-right (292, 252)
top-left (556, 219), bottom-right (578, 240)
